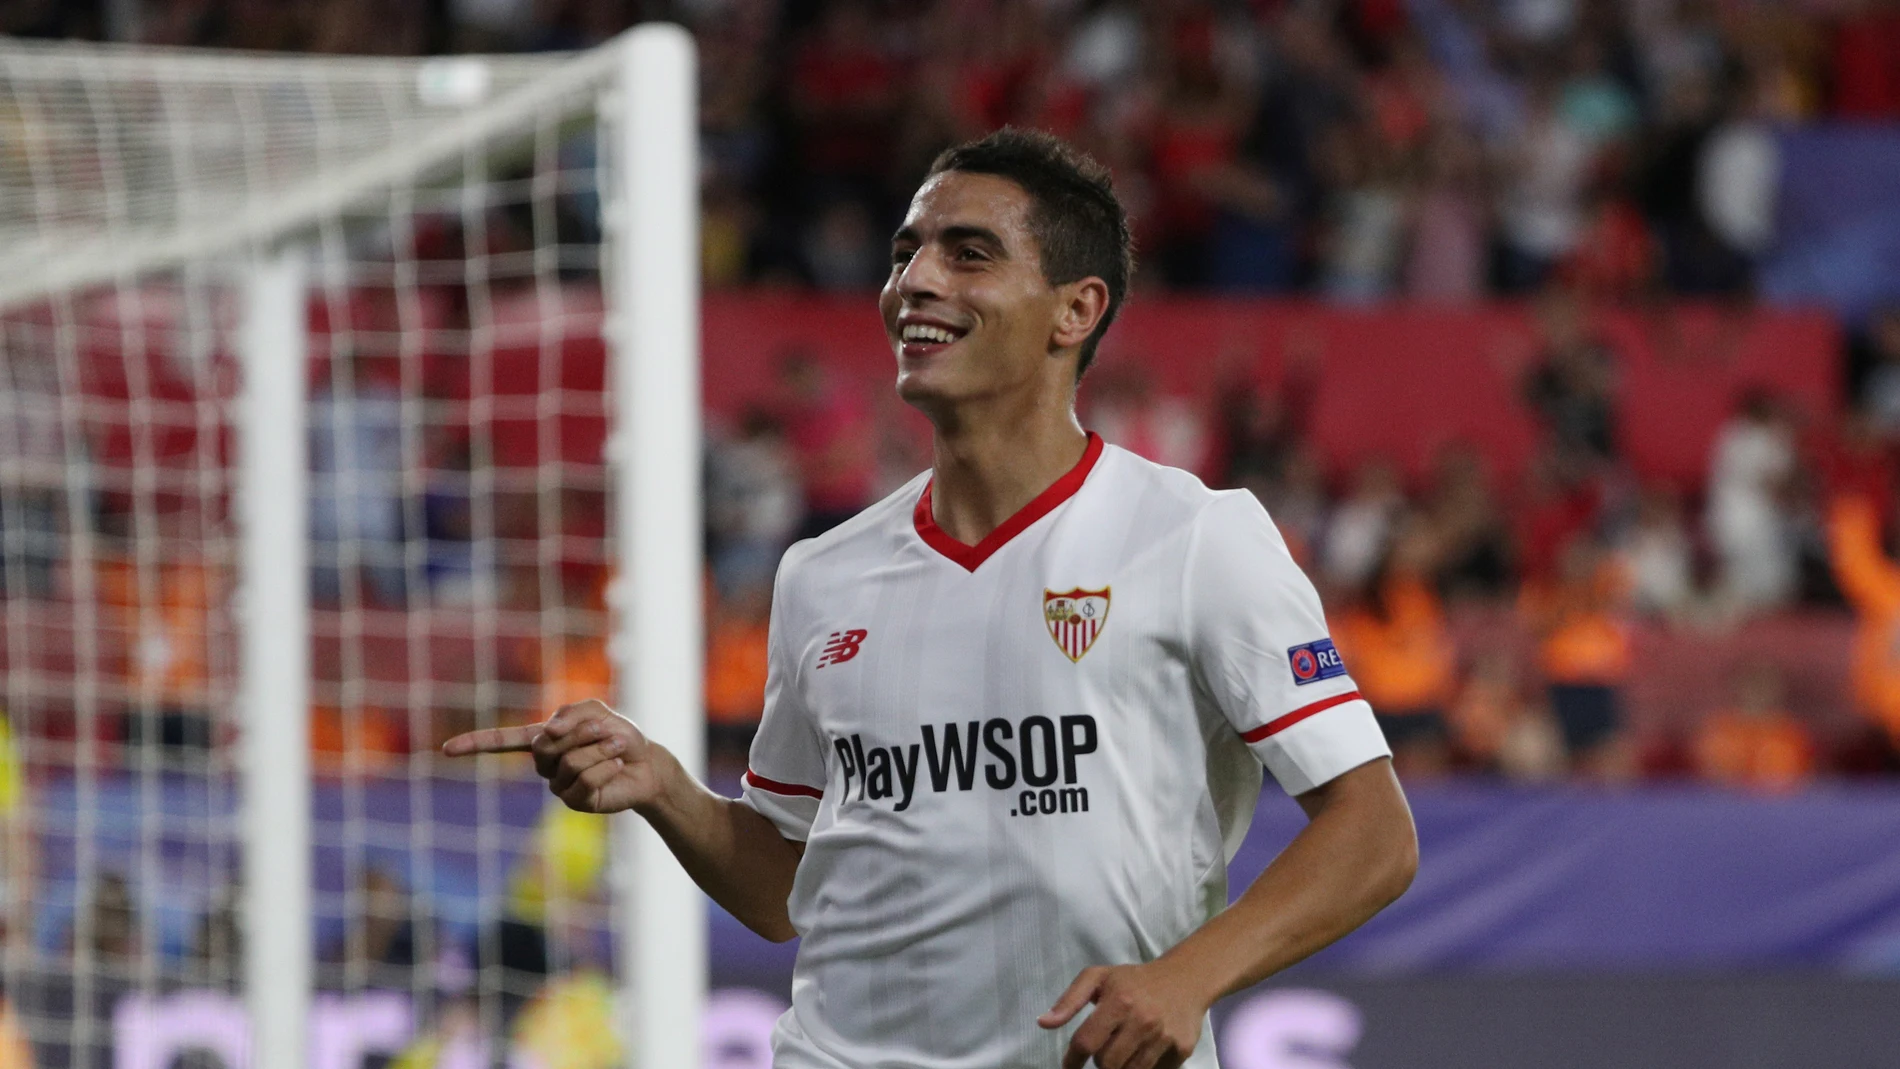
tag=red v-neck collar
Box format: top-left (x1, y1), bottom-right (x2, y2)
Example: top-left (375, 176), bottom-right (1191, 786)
top-left (913, 432), bottom-right (1104, 573)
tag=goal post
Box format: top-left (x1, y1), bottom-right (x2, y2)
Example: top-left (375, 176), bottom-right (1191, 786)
top-left (0, 26), bottom-right (704, 1069)
top-left (611, 24), bottom-right (707, 1069)
top-left (239, 251), bottom-right (313, 1069)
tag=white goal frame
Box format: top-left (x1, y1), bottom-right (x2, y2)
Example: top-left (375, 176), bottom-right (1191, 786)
top-left (2, 24), bottom-right (704, 1069)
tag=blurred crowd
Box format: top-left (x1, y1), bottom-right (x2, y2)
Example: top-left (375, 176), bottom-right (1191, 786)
top-left (12, 0), bottom-right (1900, 298)
top-left (0, 788), bottom-right (627, 1069)
top-left (697, 293), bottom-right (1900, 790)
top-left (2, 0), bottom-right (1900, 792)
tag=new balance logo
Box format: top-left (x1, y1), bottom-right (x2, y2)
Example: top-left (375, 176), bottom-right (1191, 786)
top-left (816, 629), bottom-right (868, 668)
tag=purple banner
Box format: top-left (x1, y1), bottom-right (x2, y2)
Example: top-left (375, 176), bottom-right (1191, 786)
top-left (27, 777), bottom-right (1900, 973)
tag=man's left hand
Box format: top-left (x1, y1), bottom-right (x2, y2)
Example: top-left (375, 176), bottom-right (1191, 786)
top-left (1038, 961), bottom-right (1207, 1069)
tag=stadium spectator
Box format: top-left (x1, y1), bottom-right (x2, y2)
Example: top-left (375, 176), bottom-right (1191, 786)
top-left (1211, 379), bottom-right (1297, 495)
top-left (776, 352), bottom-right (876, 539)
top-left (803, 200), bottom-right (887, 291)
top-left (537, 623), bottom-right (613, 718)
top-left (786, 0), bottom-right (902, 221)
top-left (322, 866), bottom-right (425, 992)
top-left (488, 805), bottom-right (611, 1030)
top-left (309, 705), bottom-right (408, 773)
top-left (1525, 534), bottom-right (1636, 780)
top-left (1854, 306), bottom-right (1900, 437)
top-left (1145, 8), bottom-right (1253, 289)
top-left (1515, 444), bottom-right (1603, 584)
top-left (98, 543), bottom-right (220, 751)
top-left (1332, 528), bottom-right (1459, 778)
top-left (0, 985), bottom-right (28, 1069)
top-left (0, 354), bottom-right (65, 599)
top-left (311, 351), bottom-right (408, 608)
top-left (511, 972), bottom-right (625, 1069)
top-left (1693, 663), bottom-right (1817, 792)
top-left (186, 889), bottom-right (241, 991)
top-left (1404, 125), bottom-right (1488, 302)
top-left (1697, 74), bottom-right (1781, 270)
top-left (1813, 406), bottom-right (1894, 525)
top-left (1620, 483), bottom-right (1696, 619)
top-left (1826, 492), bottom-right (1900, 757)
top-left (1496, 75), bottom-right (1593, 293)
top-left (1449, 651), bottom-right (1567, 781)
top-left (706, 411), bottom-right (803, 599)
top-left (1260, 448), bottom-right (1330, 570)
top-left (1314, 121), bottom-right (1408, 302)
top-left (421, 428), bottom-right (478, 606)
top-left (1523, 288), bottom-right (1621, 468)
top-left (23, 872), bottom-right (145, 1069)
top-left (1558, 172), bottom-right (1660, 302)
top-left (0, 707), bottom-right (31, 997)
top-left (705, 578), bottom-right (773, 751)
top-left (1321, 458), bottom-right (1405, 591)
top-left (1557, 33), bottom-right (1639, 148)
top-left (1084, 365), bottom-right (1211, 476)
top-left (1419, 446), bottom-right (1513, 601)
top-left (1706, 391), bottom-right (1799, 613)
top-left (1636, 65), bottom-right (1752, 295)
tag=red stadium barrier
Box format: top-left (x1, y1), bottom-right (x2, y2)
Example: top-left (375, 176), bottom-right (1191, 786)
top-left (701, 294), bottom-right (1841, 486)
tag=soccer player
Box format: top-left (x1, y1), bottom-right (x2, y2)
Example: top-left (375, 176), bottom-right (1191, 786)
top-left (445, 128), bottom-right (1418, 1069)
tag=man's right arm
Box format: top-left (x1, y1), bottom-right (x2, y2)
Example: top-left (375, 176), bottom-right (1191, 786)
top-left (443, 700), bottom-right (805, 942)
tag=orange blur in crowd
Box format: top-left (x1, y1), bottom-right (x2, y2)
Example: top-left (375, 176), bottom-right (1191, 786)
top-left (1825, 494), bottom-right (1900, 748)
top-left (1332, 572), bottom-right (1457, 719)
top-left (98, 556), bottom-right (219, 711)
top-left (1524, 541), bottom-right (1633, 689)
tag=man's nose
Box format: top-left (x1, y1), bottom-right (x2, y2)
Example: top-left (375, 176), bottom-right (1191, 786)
top-left (895, 245), bottom-right (947, 302)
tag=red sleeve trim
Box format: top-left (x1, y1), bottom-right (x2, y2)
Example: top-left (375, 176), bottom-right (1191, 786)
top-left (1241, 690), bottom-right (1363, 744)
top-left (744, 769), bottom-right (824, 799)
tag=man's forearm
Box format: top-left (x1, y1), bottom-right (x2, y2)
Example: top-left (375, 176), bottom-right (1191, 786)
top-left (635, 748), bottom-right (806, 942)
top-left (1156, 759), bottom-right (1416, 1004)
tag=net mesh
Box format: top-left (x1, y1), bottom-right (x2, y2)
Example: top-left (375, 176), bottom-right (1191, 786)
top-left (0, 37), bottom-right (637, 1068)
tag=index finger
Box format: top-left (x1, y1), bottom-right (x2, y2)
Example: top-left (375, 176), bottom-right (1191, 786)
top-left (1039, 967), bottom-right (1105, 1030)
top-left (441, 724), bottom-right (543, 757)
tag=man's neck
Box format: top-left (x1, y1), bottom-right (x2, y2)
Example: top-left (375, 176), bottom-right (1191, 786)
top-left (927, 401), bottom-right (1089, 547)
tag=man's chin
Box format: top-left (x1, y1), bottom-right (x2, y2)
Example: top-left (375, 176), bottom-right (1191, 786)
top-left (894, 368), bottom-right (960, 412)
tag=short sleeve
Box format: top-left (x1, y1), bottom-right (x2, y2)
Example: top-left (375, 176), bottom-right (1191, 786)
top-left (738, 556), bottom-right (828, 841)
top-left (1185, 492), bottom-right (1390, 796)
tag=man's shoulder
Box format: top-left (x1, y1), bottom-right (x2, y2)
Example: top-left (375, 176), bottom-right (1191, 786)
top-left (778, 470), bottom-right (931, 582)
top-left (1090, 444), bottom-right (1252, 527)
top-left (1089, 446), bottom-right (1293, 576)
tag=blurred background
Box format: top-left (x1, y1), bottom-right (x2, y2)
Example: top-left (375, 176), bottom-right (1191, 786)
top-left (3, 0), bottom-right (1900, 1066)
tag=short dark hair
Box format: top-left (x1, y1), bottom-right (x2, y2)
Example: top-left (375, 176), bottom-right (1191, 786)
top-left (927, 127), bottom-right (1135, 378)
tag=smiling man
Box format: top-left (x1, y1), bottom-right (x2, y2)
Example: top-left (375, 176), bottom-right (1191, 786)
top-left (445, 128), bottom-right (1417, 1069)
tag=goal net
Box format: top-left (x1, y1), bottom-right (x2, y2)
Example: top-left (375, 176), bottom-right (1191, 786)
top-left (0, 28), bottom-right (702, 1069)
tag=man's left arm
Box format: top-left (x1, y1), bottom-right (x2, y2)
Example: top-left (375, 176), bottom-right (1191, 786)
top-left (1041, 757), bottom-right (1416, 1069)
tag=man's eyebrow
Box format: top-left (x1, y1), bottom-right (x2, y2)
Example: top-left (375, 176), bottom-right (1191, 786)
top-left (888, 224), bottom-right (1010, 253)
top-left (940, 225), bottom-right (1007, 252)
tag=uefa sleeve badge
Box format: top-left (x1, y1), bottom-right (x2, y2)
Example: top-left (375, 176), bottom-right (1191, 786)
top-left (1044, 587), bottom-right (1110, 662)
top-left (1286, 637), bottom-right (1347, 685)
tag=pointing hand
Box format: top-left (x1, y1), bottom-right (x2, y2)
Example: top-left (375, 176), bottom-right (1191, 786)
top-left (442, 699), bottom-right (665, 815)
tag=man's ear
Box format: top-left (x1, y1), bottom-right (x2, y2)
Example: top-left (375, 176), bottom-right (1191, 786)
top-left (1050, 277), bottom-right (1111, 353)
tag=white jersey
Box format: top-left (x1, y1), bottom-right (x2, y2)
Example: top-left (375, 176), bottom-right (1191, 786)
top-left (740, 435), bottom-right (1389, 1069)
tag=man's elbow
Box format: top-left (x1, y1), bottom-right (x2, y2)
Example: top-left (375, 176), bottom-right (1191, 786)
top-left (739, 912), bottom-right (799, 943)
top-left (1373, 813), bottom-right (1419, 908)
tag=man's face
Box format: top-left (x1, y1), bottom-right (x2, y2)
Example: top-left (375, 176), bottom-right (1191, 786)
top-left (879, 172), bottom-right (1074, 413)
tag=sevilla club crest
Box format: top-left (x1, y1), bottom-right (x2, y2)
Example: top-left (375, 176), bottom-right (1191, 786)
top-left (1044, 587), bottom-right (1110, 662)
